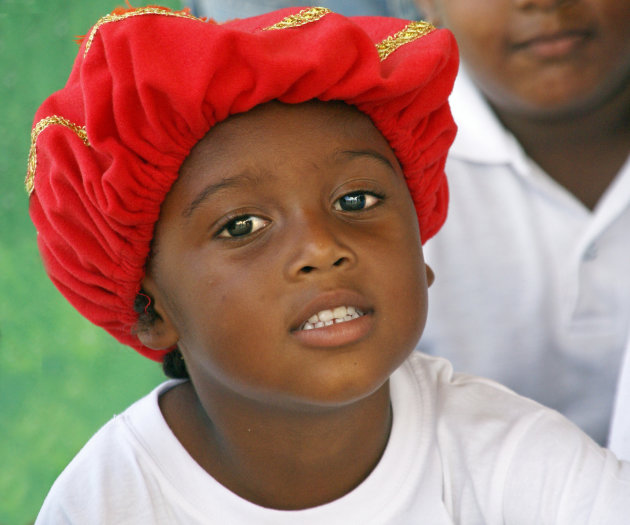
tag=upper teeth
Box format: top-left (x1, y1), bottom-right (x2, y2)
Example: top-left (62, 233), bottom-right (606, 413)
top-left (301, 306), bottom-right (364, 330)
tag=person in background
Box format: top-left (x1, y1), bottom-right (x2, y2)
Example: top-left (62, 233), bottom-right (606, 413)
top-left (184, 0), bottom-right (421, 21)
top-left (413, 0), bottom-right (630, 456)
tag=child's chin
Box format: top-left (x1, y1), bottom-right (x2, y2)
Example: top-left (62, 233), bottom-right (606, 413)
top-left (294, 364), bottom-right (400, 409)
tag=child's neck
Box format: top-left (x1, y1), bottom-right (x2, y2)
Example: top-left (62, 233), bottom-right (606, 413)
top-left (159, 380), bottom-right (393, 510)
top-left (492, 81), bottom-right (630, 210)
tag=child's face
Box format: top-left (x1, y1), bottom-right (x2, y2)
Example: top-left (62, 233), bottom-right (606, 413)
top-left (416, 0), bottom-right (630, 117)
top-left (141, 101), bottom-right (431, 409)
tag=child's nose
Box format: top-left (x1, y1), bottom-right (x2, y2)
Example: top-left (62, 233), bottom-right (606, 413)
top-left (284, 212), bottom-right (356, 279)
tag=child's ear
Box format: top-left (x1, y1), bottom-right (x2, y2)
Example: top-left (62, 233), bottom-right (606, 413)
top-left (136, 276), bottom-right (179, 351)
top-left (415, 0), bottom-right (443, 27)
top-left (425, 263), bottom-right (435, 287)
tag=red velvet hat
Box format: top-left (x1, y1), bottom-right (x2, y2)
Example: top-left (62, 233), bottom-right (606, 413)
top-left (27, 5), bottom-right (458, 360)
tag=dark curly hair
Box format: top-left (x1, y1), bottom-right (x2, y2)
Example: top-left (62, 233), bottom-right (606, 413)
top-left (133, 291), bottom-right (189, 379)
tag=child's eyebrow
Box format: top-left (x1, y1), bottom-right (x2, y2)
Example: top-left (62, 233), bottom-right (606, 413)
top-left (182, 150), bottom-right (395, 218)
top-left (182, 172), bottom-right (265, 219)
top-left (337, 149), bottom-right (397, 173)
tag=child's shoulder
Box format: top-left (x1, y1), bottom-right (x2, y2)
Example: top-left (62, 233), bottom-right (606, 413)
top-left (406, 351), bottom-right (568, 440)
top-left (405, 352), bottom-right (630, 522)
top-left (407, 351), bottom-right (533, 401)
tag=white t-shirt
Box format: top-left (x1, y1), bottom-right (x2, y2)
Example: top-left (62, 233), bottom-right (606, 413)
top-left (36, 352), bottom-right (630, 524)
top-left (421, 67), bottom-right (630, 448)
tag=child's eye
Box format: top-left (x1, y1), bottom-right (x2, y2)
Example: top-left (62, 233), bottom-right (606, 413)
top-left (218, 215), bottom-right (269, 238)
top-left (333, 191), bottom-right (381, 212)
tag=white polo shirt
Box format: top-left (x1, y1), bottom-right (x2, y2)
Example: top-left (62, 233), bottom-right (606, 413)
top-left (421, 67), bottom-right (630, 449)
top-left (610, 335), bottom-right (630, 460)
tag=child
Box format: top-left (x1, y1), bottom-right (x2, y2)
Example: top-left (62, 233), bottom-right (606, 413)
top-left (414, 0), bottom-right (630, 451)
top-left (28, 6), bottom-right (629, 523)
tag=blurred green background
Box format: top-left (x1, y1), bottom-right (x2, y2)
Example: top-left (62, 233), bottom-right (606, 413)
top-left (0, 1), bottom-right (182, 523)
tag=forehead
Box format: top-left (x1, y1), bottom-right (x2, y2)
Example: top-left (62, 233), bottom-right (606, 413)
top-left (173, 100), bottom-right (401, 201)
top-left (185, 100), bottom-right (393, 169)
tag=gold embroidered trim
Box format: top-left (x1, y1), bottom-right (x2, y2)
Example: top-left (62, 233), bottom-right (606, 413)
top-left (263, 7), bottom-right (331, 30)
top-left (26, 116), bottom-right (90, 195)
top-left (83, 7), bottom-right (201, 58)
top-left (376, 21), bottom-right (435, 61)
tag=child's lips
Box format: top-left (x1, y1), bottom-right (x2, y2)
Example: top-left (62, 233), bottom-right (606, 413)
top-left (290, 290), bottom-right (374, 347)
top-left (292, 310), bottom-right (374, 348)
top-left (512, 29), bottom-right (592, 60)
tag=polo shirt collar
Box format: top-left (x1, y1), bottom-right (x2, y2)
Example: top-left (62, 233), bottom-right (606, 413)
top-left (449, 66), bottom-right (530, 176)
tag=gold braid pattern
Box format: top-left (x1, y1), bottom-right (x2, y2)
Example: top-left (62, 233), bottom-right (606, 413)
top-left (263, 7), bottom-right (332, 30)
top-left (376, 21), bottom-right (435, 60)
top-left (25, 116), bottom-right (90, 195)
top-left (26, 11), bottom-right (434, 195)
top-left (82, 7), bottom-right (202, 58)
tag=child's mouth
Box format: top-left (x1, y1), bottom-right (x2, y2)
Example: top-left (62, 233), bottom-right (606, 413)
top-left (299, 306), bottom-right (365, 331)
top-left (512, 29), bottom-right (592, 60)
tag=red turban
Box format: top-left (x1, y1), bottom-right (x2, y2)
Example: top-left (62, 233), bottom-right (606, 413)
top-left (27, 6), bottom-right (458, 360)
